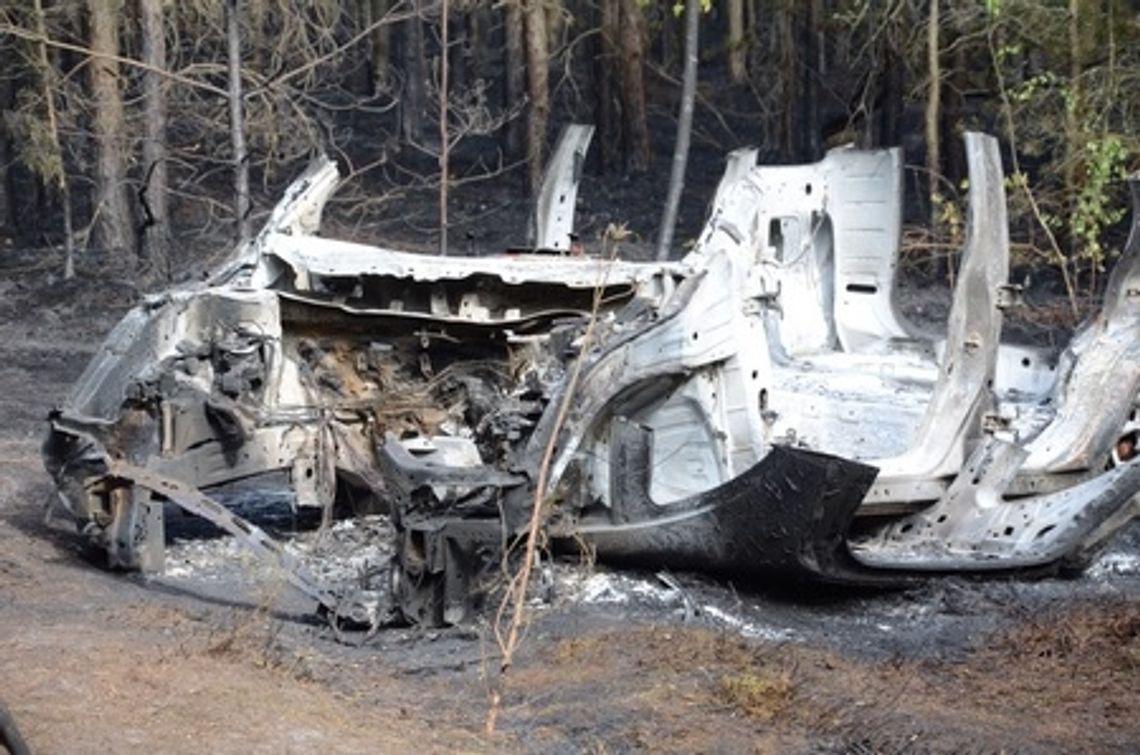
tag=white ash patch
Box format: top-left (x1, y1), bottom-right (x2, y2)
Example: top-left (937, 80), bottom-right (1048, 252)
top-left (159, 515), bottom-right (395, 599)
top-left (1088, 550), bottom-right (1140, 579)
top-left (698, 604), bottom-right (799, 642)
top-left (293, 515), bottom-right (395, 591)
top-left (163, 536), bottom-right (249, 581)
top-left (557, 568), bottom-right (677, 606)
top-left (553, 564), bottom-right (798, 642)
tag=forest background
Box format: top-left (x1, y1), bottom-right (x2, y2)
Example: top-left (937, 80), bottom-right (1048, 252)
top-left (1, 0), bottom-right (1138, 320)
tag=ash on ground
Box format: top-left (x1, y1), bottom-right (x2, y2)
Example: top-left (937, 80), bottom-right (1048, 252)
top-left (149, 507), bottom-right (1138, 662)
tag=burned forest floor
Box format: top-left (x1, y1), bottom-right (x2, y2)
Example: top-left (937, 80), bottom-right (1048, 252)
top-left (2, 171), bottom-right (1140, 753)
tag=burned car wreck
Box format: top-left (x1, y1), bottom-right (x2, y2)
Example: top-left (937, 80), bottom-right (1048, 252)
top-left (44, 131), bottom-right (1140, 626)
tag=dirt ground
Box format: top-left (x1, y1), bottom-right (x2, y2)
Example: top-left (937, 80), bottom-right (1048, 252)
top-left (1, 251), bottom-right (1138, 754)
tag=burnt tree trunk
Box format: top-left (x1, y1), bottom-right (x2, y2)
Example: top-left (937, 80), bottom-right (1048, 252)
top-left (225, 0), bottom-right (251, 242)
top-left (440, 0), bottom-right (450, 254)
top-left (618, 0), bottom-right (649, 172)
top-left (139, 0), bottom-right (170, 274)
top-left (925, 0), bottom-right (942, 227)
top-left (877, 24), bottom-right (903, 148)
top-left (595, 0), bottom-right (620, 172)
top-left (523, 0), bottom-right (549, 194)
top-left (459, 0), bottom-right (486, 90)
top-left (366, 0), bottom-right (391, 93)
top-left (0, 36), bottom-right (10, 235)
top-left (1065, 0), bottom-right (1081, 259)
top-left (776, 1), bottom-right (796, 158)
top-left (728, 0), bottom-right (745, 83)
top-left (503, 0), bottom-right (526, 162)
top-left (656, 0), bottom-right (699, 260)
top-left (30, 0), bottom-right (75, 277)
top-left (401, 0), bottom-right (427, 143)
top-left (801, 0), bottom-right (822, 160)
top-left (942, 1), bottom-right (967, 188)
top-left (88, 0), bottom-right (134, 263)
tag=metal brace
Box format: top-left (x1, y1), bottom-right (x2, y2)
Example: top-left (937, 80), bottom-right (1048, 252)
top-left (995, 283), bottom-right (1024, 310)
top-left (108, 460), bottom-right (370, 624)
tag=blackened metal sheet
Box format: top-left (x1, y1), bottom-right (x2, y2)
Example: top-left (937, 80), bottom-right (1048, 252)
top-left (575, 445), bottom-right (904, 586)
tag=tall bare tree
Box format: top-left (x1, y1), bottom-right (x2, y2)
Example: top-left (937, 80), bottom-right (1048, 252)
top-left (728, 0), bottom-right (745, 83)
top-left (925, 0), bottom-right (941, 226)
top-left (595, 0), bottom-right (620, 171)
top-left (503, 0), bottom-right (525, 161)
top-left (365, 0), bottom-right (390, 93)
top-left (401, 0), bottom-right (427, 143)
top-left (618, 0), bottom-right (649, 172)
top-left (87, 0), bottom-right (134, 262)
top-left (657, 0), bottom-right (699, 260)
top-left (1064, 0), bottom-right (1081, 254)
top-left (30, 0), bottom-right (74, 277)
top-left (139, 0), bottom-right (169, 272)
top-left (523, 0), bottom-right (549, 194)
top-left (225, 0), bottom-right (250, 242)
top-left (440, 0), bottom-right (450, 253)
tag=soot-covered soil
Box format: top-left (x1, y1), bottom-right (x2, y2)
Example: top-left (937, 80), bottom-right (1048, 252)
top-left (1, 228), bottom-right (1138, 754)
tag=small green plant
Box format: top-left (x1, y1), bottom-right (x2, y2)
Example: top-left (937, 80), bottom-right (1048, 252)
top-left (1071, 135), bottom-right (1129, 273)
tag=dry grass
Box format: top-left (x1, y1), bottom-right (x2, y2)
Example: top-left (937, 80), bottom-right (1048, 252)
top-left (717, 668), bottom-right (795, 721)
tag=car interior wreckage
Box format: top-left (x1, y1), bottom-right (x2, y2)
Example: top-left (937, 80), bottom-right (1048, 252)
top-left (43, 129), bottom-right (1140, 628)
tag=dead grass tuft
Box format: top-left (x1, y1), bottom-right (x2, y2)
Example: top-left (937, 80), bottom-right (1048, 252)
top-left (992, 600), bottom-right (1140, 670)
top-left (717, 668), bottom-right (795, 721)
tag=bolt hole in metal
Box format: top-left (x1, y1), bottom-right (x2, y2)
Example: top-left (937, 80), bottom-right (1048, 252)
top-left (1114, 430), bottom-right (1138, 464)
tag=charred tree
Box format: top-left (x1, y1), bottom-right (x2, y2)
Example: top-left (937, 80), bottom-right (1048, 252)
top-left (656, 0), bottom-right (699, 260)
top-left (925, 0), bottom-right (941, 226)
top-left (366, 0), bottom-right (391, 93)
top-left (139, 0), bottom-right (170, 274)
top-left (503, 0), bottom-right (526, 162)
top-left (225, 0), bottom-right (251, 242)
top-left (87, 0), bottom-right (134, 263)
top-left (594, 0), bottom-right (620, 172)
top-left (401, 0), bottom-right (427, 143)
top-left (0, 36), bottom-right (10, 235)
top-left (877, 26), bottom-right (903, 148)
top-left (618, 0), bottom-right (649, 172)
top-left (523, 0), bottom-right (549, 195)
top-left (440, 0), bottom-right (450, 254)
top-left (28, 0), bottom-right (75, 277)
top-left (1065, 0), bottom-right (1081, 255)
top-left (776, 1), bottom-right (796, 158)
top-left (728, 0), bottom-right (746, 83)
top-left (942, 0), bottom-right (968, 188)
top-left (801, 0), bottom-right (823, 160)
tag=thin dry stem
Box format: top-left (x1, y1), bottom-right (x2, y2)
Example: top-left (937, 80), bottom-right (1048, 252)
top-left (485, 235), bottom-right (621, 734)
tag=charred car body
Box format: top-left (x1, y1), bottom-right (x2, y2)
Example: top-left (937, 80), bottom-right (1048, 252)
top-left (44, 131), bottom-right (1140, 626)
